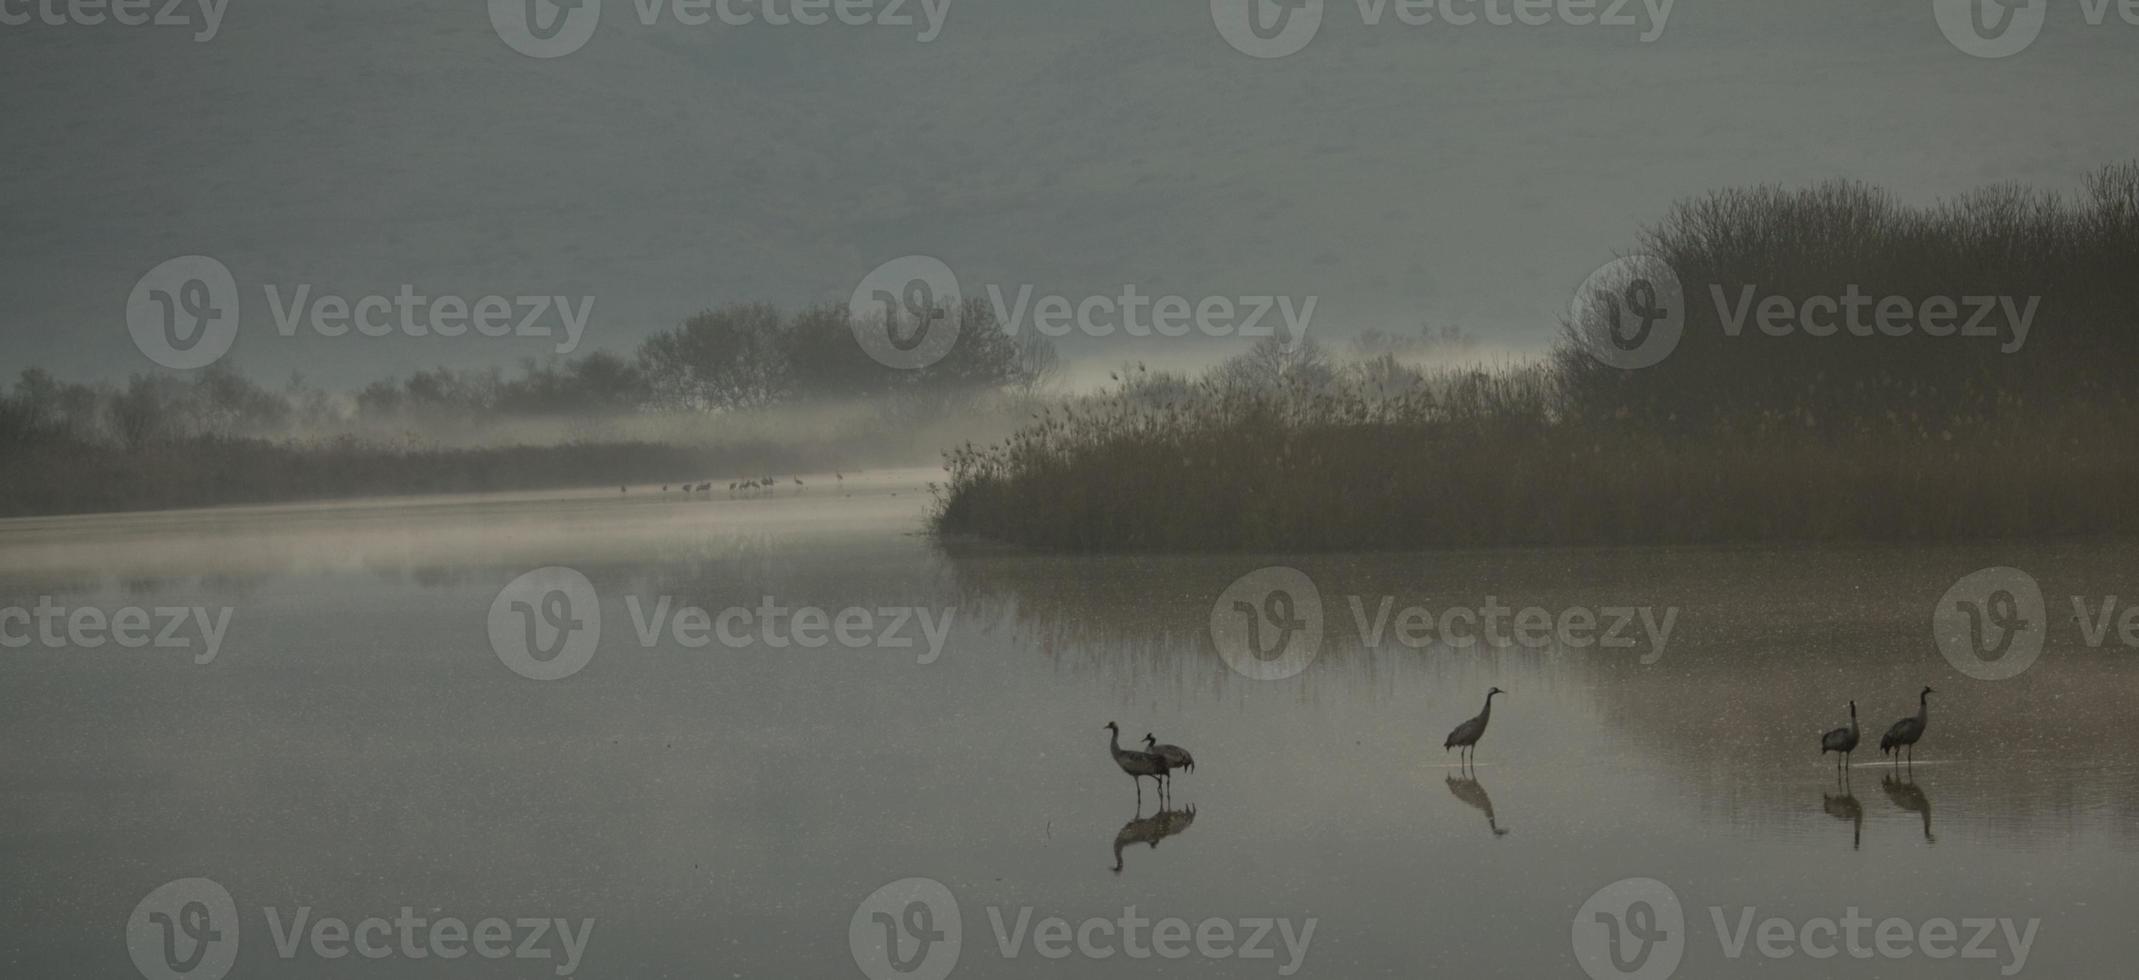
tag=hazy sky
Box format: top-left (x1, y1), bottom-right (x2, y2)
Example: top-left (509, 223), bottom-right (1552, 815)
top-left (5, 0), bottom-right (2138, 387)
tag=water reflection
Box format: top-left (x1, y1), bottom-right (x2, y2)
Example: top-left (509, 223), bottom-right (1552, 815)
top-left (1445, 773), bottom-right (1510, 837)
top-left (941, 535), bottom-right (2139, 851)
top-left (1882, 773), bottom-right (1935, 844)
top-left (1822, 781), bottom-right (1863, 850)
top-left (1111, 805), bottom-right (1197, 874)
top-left (10, 489), bottom-right (2139, 977)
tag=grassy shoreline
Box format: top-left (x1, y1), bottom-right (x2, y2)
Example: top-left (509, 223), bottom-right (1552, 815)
top-left (930, 378), bottom-right (2139, 552)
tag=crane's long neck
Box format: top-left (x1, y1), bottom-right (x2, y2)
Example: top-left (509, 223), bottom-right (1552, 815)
top-left (1478, 694), bottom-right (1495, 723)
top-left (1108, 728), bottom-right (1123, 755)
top-left (1917, 694), bottom-right (1929, 724)
top-left (1848, 704), bottom-right (1858, 734)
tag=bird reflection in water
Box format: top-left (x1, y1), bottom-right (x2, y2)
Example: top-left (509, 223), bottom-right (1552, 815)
top-left (1112, 806), bottom-right (1197, 874)
top-left (1822, 788), bottom-right (1864, 850)
top-left (1445, 773), bottom-right (1510, 837)
top-left (1881, 772), bottom-right (1934, 844)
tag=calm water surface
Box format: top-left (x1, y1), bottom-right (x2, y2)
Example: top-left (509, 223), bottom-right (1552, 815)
top-left (3, 472), bottom-right (2135, 978)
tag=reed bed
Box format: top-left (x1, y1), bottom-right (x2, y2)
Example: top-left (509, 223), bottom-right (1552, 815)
top-left (933, 166), bottom-right (2139, 551)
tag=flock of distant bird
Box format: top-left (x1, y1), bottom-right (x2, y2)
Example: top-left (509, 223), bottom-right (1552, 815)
top-left (622, 472), bottom-right (846, 496)
top-left (1101, 685), bottom-right (1940, 808)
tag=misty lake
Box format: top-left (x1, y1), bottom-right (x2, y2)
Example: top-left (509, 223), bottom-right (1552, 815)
top-left (3, 470), bottom-right (2135, 978)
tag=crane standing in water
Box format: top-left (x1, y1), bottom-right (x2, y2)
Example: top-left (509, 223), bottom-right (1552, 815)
top-left (1104, 722), bottom-right (1170, 807)
top-left (1142, 733), bottom-right (1196, 795)
top-left (1820, 700), bottom-right (1861, 771)
top-left (1880, 687), bottom-right (1934, 766)
top-left (1444, 687), bottom-right (1504, 767)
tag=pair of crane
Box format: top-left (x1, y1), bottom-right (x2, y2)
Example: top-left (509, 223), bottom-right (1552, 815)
top-left (1821, 686), bottom-right (1935, 768)
top-left (1102, 722), bottom-right (1196, 807)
